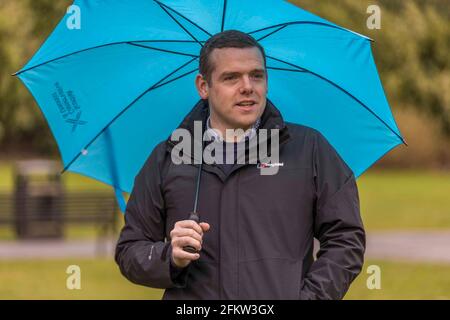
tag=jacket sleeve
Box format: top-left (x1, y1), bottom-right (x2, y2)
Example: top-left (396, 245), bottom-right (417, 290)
top-left (299, 131), bottom-right (366, 300)
top-left (114, 143), bottom-right (188, 289)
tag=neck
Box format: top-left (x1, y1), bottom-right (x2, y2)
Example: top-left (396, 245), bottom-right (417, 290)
top-left (209, 115), bottom-right (253, 143)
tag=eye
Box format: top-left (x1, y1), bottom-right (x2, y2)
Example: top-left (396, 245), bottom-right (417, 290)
top-left (224, 75), bottom-right (237, 81)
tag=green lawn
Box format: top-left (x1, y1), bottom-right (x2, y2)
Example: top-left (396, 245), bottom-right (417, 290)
top-left (0, 161), bottom-right (110, 192)
top-left (345, 259), bottom-right (450, 300)
top-left (357, 170), bottom-right (450, 230)
top-left (0, 258), bottom-right (449, 299)
top-left (0, 258), bottom-right (163, 300)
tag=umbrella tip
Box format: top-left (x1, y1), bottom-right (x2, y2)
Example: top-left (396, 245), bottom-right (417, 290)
top-left (402, 138), bottom-right (409, 147)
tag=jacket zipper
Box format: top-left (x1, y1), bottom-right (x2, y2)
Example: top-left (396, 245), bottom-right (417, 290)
top-left (218, 183), bottom-right (223, 299)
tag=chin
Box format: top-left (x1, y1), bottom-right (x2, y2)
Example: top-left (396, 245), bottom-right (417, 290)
top-left (235, 117), bottom-right (258, 129)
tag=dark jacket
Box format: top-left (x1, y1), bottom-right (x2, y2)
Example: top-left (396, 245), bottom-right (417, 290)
top-left (115, 99), bottom-right (366, 300)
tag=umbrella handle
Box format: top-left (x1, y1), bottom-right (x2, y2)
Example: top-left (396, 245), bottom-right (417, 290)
top-left (183, 212), bottom-right (200, 254)
top-left (183, 139), bottom-right (204, 255)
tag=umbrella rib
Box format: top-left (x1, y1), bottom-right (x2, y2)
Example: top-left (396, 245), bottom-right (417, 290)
top-left (13, 40), bottom-right (198, 76)
top-left (248, 21), bottom-right (372, 42)
top-left (152, 68), bottom-right (198, 90)
top-left (127, 42), bottom-right (199, 57)
top-left (154, 0), bottom-right (212, 46)
top-left (221, 0), bottom-right (228, 32)
top-left (154, 0), bottom-right (212, 37)
top-left (267, 66), bottom-right (307, 73)
top-left (267, 57), bottom-right (308, 72)
top-left (155, 2), bottom-right (203, 47)
top-left (61, 57), bottom-right (199, 174)
top-left (104, 128), bottom-right (122, 198)
top-left (266, 55), bottom-right (406, 145)
top-left (256, 25), bottom-right (288, 42)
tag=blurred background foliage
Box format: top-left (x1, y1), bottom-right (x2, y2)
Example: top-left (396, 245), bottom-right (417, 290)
top-left (0, 0), bottom-right (449, 169)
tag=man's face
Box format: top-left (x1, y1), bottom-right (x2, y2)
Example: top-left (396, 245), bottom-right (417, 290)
top-left (195, 47), bottom-right (268, 131)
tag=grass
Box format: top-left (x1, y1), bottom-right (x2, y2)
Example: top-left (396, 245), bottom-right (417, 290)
top-left (345, 259), bottom-right (450, 300)
top-left (0, 258), bottom-right (449, 299)
top-left (0, 162), bottom-right (13, 191)
top-left (0, 161), bottom-right (110, 192)
top-left (357, 170), bottom-right (450, 230)
top-left (0, 258), bottom-right (163, 299)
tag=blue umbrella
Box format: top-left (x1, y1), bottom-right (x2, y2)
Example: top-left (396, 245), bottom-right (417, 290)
top-left (14, 0), bottom-right (405, 213)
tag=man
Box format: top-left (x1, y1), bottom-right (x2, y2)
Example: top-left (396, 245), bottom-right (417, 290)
top-left (115, 30), bottom-right (365, 300)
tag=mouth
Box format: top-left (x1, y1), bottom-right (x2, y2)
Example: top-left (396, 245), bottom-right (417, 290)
top-left (235, 100), bottom-right (257, 111)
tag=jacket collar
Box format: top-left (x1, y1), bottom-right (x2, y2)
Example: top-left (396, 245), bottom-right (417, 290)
top-left (166, 98), bottom-right (291, 161)
top-left (170, 98), bottom-right (288, 134)
top-left (205, 115), bottom-right (261, 143)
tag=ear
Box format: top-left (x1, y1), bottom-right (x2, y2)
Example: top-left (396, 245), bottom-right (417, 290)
top-left (264, 70), bottom-right (269, 93)
top-left (195, 74), bottom-right (209, 99)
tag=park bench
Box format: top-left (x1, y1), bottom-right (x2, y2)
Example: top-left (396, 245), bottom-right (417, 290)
top-left (0, 190), bottom-right (119, 240)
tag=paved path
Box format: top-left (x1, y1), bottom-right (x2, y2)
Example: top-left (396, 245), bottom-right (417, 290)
top-left (365, 231), bottom-right (450, 264)
top-left (0, 238), bottom-right (116, 259)
top-left (0, 231), bottom-right (450, 264)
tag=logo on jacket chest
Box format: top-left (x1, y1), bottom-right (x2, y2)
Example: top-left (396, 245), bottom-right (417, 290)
top-left (257, 161), bottom-right (284, 175)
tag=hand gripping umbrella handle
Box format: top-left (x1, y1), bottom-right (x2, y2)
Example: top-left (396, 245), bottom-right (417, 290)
top-left (183, 161), bottom-right (203, 254)
top-left (183, 212), bottom-right (200, 254)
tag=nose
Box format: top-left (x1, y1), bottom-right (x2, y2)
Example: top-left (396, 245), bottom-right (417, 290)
top-left (239, 75), bottom-right (254, 95)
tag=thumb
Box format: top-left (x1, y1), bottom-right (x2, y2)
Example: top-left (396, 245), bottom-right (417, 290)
top-left (199, 222), bottom-right (210, 232)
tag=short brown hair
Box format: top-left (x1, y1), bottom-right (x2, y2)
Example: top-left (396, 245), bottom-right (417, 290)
top-left (199, 30), bottom-right (266, 85)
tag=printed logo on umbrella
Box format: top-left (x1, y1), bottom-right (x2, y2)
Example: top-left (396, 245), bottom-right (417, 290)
top-left (51, 82), bottom-right (87, 132)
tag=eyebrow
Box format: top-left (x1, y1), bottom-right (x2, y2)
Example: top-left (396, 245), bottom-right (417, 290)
top-left (219, 69), bottom-right (266, 78)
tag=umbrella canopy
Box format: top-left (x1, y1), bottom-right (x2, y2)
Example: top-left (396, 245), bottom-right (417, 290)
top-left (15, 0), bottom-right (405, 212)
